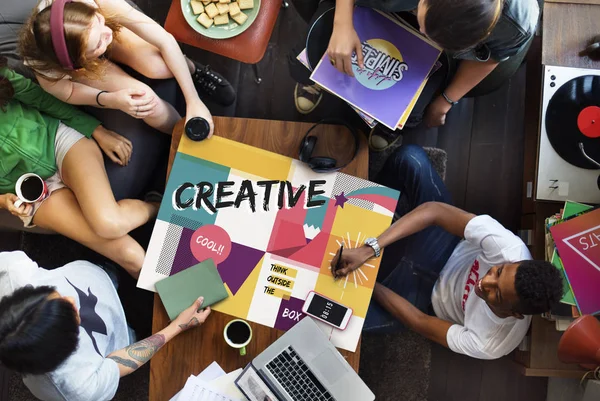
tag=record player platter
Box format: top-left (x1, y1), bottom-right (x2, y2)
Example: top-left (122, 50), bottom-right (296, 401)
top-left (545, 75), bottom-right (600, 169)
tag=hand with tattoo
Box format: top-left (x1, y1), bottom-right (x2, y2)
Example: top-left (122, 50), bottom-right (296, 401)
top-left (173, 296), bottom-right (212, 333)
top-left (106, 297), bottom-right (211, 377)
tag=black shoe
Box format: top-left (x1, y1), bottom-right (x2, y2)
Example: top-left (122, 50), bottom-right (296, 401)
top-left (192, 62), bottom-right (236, 106)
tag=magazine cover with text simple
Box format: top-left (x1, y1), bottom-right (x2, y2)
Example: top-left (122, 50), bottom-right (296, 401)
top-left (138, 135), bottom-right (400, 351)
top-left (310, 7), bottom-right (441, 130)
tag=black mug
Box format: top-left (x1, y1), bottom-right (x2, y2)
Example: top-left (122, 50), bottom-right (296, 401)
top-left (185, 117), bottom-right (211, 141)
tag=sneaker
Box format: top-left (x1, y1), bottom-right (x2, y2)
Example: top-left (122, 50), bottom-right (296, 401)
top-left (368, 125), bottom-right (403, 152)
top-left (192, 62), bottom-right (236, 106)
top-left (294, 83), bottom-right (323, 114)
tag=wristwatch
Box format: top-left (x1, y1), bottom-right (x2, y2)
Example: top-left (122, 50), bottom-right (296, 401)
top-left (364, 237), bottom-right (381, 258)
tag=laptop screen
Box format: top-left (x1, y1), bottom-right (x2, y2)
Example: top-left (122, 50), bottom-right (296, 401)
top-left (236, 364), bottom-right (280, 401)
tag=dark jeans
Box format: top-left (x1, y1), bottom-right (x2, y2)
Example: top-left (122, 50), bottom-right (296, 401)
top-left (363, 145), bottom-right (461, 332)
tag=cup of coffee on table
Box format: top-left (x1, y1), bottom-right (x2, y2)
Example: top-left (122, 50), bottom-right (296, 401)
top-left (14, 173), bottom-right (49, 209)
top-left (224, 319), bottom-right (252, 356)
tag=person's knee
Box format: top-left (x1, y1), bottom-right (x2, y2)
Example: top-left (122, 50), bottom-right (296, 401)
top-left (88, 213), bottom-right (127, 240)
top-left (115, 243), bottom-right (143, 276)
top-left (119, 244), bottom-right (144, 275)
top-left (139, 55), bottom-right (173, 80)
top-left (389, 144), bottom-right (429, 171)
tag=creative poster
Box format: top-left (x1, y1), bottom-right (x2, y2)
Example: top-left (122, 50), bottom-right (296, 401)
top-left (138, 135), bottom-right (400, 351)
top-left (310, 7), bottom-right (441, 130)
top-left (550, 208), bottom-right (600, 315)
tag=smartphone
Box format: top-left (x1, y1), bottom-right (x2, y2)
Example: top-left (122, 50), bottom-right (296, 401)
top-left (302, 291), bottom-right (353, 330)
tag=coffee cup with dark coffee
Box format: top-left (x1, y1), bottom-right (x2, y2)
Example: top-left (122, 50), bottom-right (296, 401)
top-left (14, 173), bottom-right (49, 210)
top-left (223, 319), bottom-right (253, 356)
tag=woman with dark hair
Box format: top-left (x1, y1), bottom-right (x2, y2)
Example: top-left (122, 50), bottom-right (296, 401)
top-left (291, 0), bottom-right (538, 131)
top-left (0, 251), bottom-right (212, 401)
top-left (19, 0), bottom-right (235, 137)
top-left (0, 56), bottom-right (156, 278)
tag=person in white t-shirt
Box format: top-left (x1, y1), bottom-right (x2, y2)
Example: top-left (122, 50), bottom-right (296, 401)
top-left (0, 251), bottom-right (211, 401)
top-left (333, 145), bottom-right (564, 360)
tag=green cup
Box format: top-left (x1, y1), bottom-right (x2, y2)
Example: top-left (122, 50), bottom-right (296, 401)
top-left (224, 319), bottom-right (252, 356)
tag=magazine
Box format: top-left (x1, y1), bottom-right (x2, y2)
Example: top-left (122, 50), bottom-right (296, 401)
top-left (310, 7), bottom-right (441, 130)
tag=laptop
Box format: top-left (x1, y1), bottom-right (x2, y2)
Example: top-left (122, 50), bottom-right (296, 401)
top-left (235, 317), bottom-right (375, 401)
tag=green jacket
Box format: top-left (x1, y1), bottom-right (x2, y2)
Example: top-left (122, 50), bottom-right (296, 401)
top-left (0, 67), bottom-right (100, 194)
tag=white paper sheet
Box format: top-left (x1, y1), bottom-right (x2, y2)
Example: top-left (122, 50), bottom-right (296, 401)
top-left (210, 368), bottom-right (245, 400)
top-left (198, 361), bottom-right (227, 382)
top-left (170, 362), bottom-right (246, 401)
top-left (170, 362), bottom-right (227, 401)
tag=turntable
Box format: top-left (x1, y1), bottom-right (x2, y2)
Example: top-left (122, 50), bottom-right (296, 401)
top-left (537, 65), bottom-right (600, 203)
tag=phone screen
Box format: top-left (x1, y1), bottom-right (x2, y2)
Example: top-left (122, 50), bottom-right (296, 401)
top-left (307, 294), bottom-right (348, 327)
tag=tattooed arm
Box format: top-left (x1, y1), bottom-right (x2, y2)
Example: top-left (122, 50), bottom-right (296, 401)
top-left (107, 296), bottom-right (212, 377)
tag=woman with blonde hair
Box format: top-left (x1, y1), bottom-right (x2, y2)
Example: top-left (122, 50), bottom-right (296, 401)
top-left (19, 0), bottom-right (235, 136)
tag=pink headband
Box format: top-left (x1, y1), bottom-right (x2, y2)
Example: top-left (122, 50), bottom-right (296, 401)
top-left (50, 0), bottom-right (74, 70)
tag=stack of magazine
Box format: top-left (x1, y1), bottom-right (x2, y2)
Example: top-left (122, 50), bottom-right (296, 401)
top-left (297, 7), bottom-right (442, 130)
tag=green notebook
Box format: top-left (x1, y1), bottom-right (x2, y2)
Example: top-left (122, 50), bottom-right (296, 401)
top-left (155, 259), bottom-right (229, 321)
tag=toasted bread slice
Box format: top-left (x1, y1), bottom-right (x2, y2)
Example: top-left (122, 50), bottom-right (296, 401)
top-left (214, 13), bottom-right (229, 25)
top-left (231, 10), bottom-right (248, 24)
top-left (228, 2), bottom-right (240, 15)
top-left (197, 13), bottom-right (214, 28)
top-left (190, 0), bottom-right (204, 14)
top-left (216, 3), bottom-right (229, 14)
top-left (204, 3), bottom-right (219, 18)
top-left (238, 0), bottom-right (253, 10)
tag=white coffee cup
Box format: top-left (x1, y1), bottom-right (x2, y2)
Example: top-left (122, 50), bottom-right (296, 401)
top-left (14, 173), bottom-right (49, 209)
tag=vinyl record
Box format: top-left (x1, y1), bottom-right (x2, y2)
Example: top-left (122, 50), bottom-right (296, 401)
top-left (546, 75), bottom-right (600, 169)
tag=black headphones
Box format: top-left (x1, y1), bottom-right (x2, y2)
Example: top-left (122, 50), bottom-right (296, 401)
top-left (298, 119), bottom-right (360, 173)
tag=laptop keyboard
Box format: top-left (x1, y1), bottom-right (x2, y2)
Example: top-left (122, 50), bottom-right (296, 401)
top-left (266, 346), bottom-right (334, 401)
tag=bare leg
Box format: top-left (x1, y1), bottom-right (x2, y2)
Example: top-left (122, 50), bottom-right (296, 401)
top-left (111, 27), bottom-right (195, 79)
top-left (76, 61), bottom-right (180, 134)
top-left (61, 137), bottom-right (158, 239)
top-left (33, 188), bottom-right (144, 278)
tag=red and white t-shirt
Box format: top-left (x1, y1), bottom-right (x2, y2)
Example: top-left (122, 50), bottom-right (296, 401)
top-left (431, 215), bottom-right (532, 360)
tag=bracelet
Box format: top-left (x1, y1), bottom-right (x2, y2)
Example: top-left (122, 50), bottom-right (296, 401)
top-left (441, 91), bottom-right (459, 106)
top-left (96, 90), bottom-right (108, 107)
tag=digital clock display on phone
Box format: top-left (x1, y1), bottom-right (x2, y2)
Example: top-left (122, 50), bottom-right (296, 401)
top-left (307, 294), bottom-right (348, 326)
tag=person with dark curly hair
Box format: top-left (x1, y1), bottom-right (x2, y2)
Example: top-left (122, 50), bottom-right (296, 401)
top-left (332, 144), bottom-right (564, 360)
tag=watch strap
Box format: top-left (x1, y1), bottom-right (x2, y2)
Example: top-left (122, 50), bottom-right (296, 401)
top-left (442, 91), bottom-right (458, 106)
top-left (364, 238), bottom-right (381, 258)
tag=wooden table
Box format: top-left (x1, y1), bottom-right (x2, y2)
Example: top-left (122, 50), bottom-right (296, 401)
top-left (542, 0), bottom-right (600, 69)
top-left (149, 117), bottom-right (368, 401)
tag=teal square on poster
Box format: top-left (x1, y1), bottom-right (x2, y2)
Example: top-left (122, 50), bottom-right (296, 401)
top-left (157, 154), bottom-right (231, 226)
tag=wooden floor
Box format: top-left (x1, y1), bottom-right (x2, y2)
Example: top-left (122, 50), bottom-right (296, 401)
top-left (0, 1), bottom-right (549, 400)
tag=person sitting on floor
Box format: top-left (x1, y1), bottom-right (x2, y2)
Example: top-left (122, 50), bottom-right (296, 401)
top-left (332, 144), bottom-right (563, 360)
top-left (19, 0), bottom-right (236, 137)
top-left (0, 251), bottom-right (212, 401)
top-left (290, 0), bottom-right (538, 129)
top-left (0, 56), bottom-right (155, 278)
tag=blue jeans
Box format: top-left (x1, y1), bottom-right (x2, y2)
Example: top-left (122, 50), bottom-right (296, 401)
top-left (363, 145), bottom-right (461, 332)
